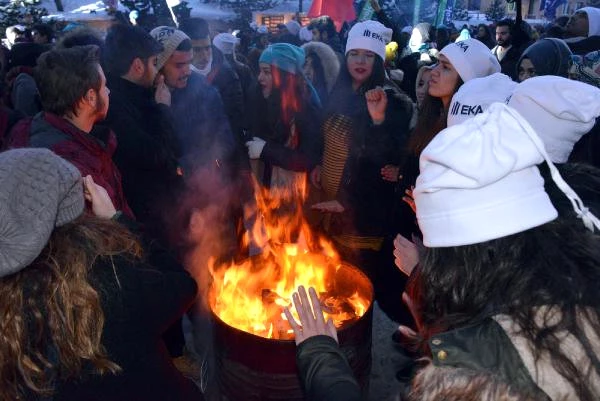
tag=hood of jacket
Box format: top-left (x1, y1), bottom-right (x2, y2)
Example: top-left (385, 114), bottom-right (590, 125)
top-left (301, 41), bottom-right (341, 94)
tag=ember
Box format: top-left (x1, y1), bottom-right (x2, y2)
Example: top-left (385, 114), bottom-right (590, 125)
top-left (209, 178), bottom-right (371, 340)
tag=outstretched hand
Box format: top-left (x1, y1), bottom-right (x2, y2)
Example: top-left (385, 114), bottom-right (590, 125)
top-left (284, 286), bottom-right (338, 346)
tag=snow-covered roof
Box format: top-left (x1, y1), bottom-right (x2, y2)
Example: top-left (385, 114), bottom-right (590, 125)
top-left (188, 2), bottom-right (236, 19)
top-left (40, 0), bottom-right (235, 21)
top-left (258, 0), bottom-right (313, 15)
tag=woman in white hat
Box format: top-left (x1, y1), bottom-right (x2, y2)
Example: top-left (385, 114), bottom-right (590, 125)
top-left (310, 20), bottom-right (414, 322)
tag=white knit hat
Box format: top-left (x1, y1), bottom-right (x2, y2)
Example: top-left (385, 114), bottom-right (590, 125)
top-left (415, 103), bottom-right (600, 247)
top-left (447, 73), bottom-right (516, 126)
top-left (150, 26), bottom-right (190, 70)
top-left (439, 38), bottom-right (501, 82)
top-left (577, 7), bottom-right (600, 37)
top-left (507, 76), bottom-right (600, 163)
top-left (345, 20), bottom-right (392, 61)
top-left (213, 32), bottom-right (240, 55)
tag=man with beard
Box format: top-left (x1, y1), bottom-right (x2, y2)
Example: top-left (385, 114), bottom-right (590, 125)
top-left (150, 26), bottom-right (237, 181)
top-left (492, 19), bottom-right (522, 81)
top-left (6, 45), bottom-right (133, 217)
top-left (102, 23), bottom-right (182, 245)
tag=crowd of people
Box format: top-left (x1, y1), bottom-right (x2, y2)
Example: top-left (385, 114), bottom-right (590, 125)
top-left (0, 1), bottom-right (599, 400)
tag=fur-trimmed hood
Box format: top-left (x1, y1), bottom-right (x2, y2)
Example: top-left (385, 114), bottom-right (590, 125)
top-left (301, 41), bottom-right (341, 93)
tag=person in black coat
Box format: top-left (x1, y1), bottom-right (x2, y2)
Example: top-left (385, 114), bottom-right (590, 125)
top-left (311, 21), bottom-right (413, 323)
top-left (179, 18), bottom-right (246, 146)
top-left (244, 43), bottom-right (323, 189)
top-left (102, 24), bottom-right (182, 247)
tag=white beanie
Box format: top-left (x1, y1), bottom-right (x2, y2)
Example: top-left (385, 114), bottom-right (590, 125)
top-left (507, 76), bottom-right (600, 163)
top-left (401, 25), bottom-right (413, 34)
top-left (439, 38), bottom-right (501, 82)
top-left (448, 73), bottom-right (516, 126)
top-left (577, 7), bottom-right (600, 37)
top-left (213, 32), bottom-right (240, 55)
top-left (285, 20), bottom-right (302, 37)
top-left (345, 20), bottom-right (392, 61)
top-left (415, 103), bottom-right (600, 247)
top-left (150, 26), bottom-right (190, 70)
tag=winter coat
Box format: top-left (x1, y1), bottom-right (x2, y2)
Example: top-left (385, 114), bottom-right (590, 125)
top-left (11, 72), bottom-right (40, 116)
top-left (0, 106), bottom-right (23, 147)
top-left (206, 47), bottom-right (246, 144)
top-left (322, 79), bottom-right (414, 239)
top-left (247, 83), bottom-right (323, 188)
top-left (170, 71), bottom-right (237, 177)
top-left (8, 112), bottom-right (133, 217)
top-left (565, 36), bottom-right (600, 55)
top-left (102, 75), bottom-right (182, 242)
top-left (427, 312), bottom-right (600, 401)
top-left (54, 255), bottom-right (203, 401)
top-left (301, 42), bottom-right (341, 107)
top-left (492, 45), bottom-right (523, 81)
top-left (296, 335), bottom-right (361, 401)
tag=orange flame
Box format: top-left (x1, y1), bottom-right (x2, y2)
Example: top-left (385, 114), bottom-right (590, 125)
top-left (209, 177), bottom-right (370, 340)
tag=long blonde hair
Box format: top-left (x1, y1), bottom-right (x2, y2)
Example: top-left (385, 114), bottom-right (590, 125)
top-left (0, 216), bottom-right (142, 400)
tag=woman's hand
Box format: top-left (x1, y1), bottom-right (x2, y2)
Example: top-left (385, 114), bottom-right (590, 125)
top-left (311, 200), bottom-right (344, 213)
top-left (393, 234), bottom-right (419, 276)
top-left (381, 164), bottom-right (401, 182)
top-left (284, 286), bottom-right (338, 346)
top-left (365, 87), bottom-right (387, 125)
top-left (83, 175), bottom-right (117, 219)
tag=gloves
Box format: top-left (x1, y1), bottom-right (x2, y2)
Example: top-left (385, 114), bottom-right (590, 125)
top-left (246, 137), bottom-right (266, 159)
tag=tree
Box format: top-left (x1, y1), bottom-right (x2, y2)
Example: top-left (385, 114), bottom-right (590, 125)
top-left (452, 0), bottom-right (468, 20)
top-left (485, 0), bottom-right (506, 22)
top-left (0, 0), bottom-right (48, 39)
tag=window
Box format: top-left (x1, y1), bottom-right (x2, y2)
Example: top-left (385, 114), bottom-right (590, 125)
top-left (261, 15), bottom-right (285, 32)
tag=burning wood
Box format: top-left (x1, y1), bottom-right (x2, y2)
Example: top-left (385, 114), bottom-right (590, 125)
top-left (209, 177), bottom-right (371, 340)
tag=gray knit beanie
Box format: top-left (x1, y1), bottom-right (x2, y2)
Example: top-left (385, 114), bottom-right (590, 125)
top-left (150, 26), bottom-right (190, 70)
top-left (0, 148), bottom-right (84, 277)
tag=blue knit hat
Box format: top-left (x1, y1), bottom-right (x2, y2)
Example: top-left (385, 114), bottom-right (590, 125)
top-left (259, 43), bottom-right (305, 75)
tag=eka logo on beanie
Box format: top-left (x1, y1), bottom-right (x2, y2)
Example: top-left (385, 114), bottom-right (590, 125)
top-left (440, 38), bottom-right (500, 82)
top-left (447, 73), bottom-right (516, 127)
top-left (346, 20), bottom-right (392, 61)
top-left (450, 102), bottom-right (483, 116)
top-left (362, 29), bottom-right (387, 44)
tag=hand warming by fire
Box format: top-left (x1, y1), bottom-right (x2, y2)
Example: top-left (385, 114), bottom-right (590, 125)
top-left (209, 178), bottom-right (371, 340)
top-left (284, 286), bottom-right (339, 346)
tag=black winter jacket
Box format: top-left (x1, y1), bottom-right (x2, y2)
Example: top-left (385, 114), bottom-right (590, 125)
top-left (324, 80), bottom-right (414, 238)
top-left (54, 256), bottom-right (202, 401)
top-left (102, 76), bottom-right (182, 242)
